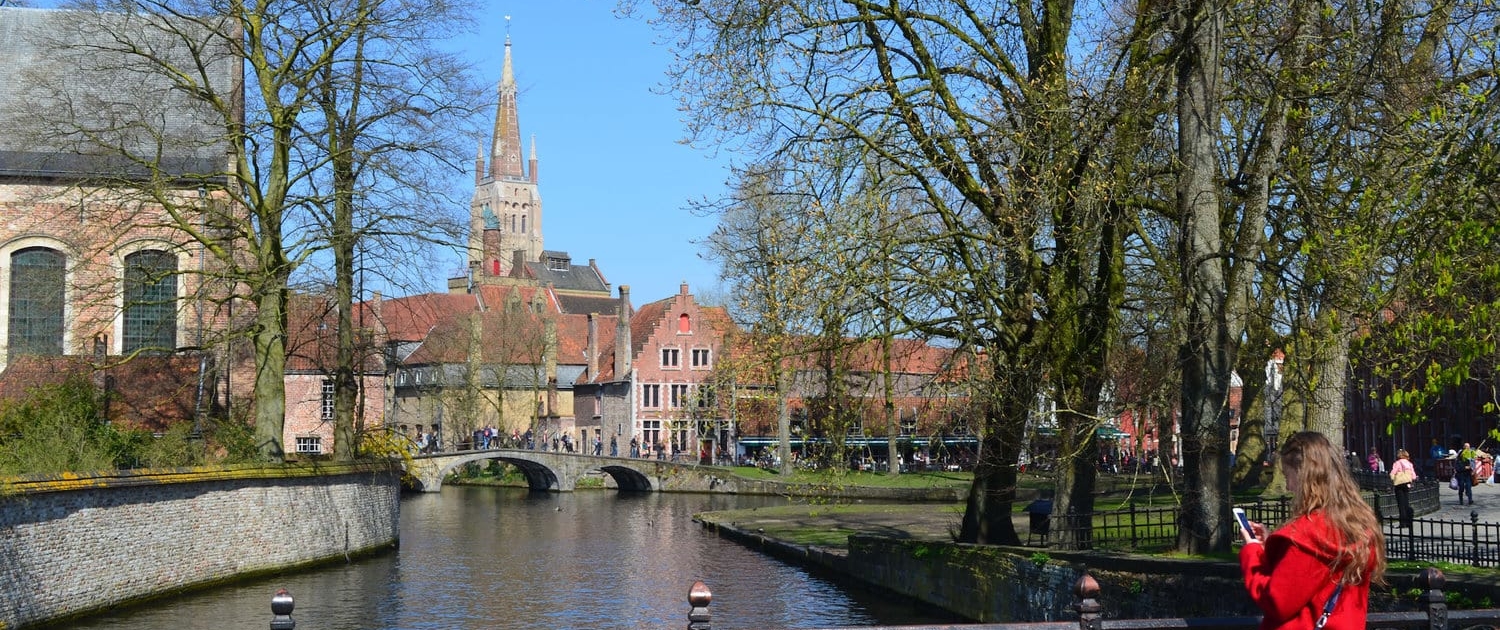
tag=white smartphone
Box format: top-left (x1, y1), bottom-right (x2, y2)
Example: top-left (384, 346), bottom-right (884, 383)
top-left (1233, 507), bottom-right (1256, 541)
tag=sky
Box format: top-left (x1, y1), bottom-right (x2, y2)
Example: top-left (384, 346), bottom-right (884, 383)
top-left (441, 1), bottom-right (735, 305)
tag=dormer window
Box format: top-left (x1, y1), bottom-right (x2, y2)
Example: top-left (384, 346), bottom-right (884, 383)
top-left (547, 257), bottom-right (568, 271)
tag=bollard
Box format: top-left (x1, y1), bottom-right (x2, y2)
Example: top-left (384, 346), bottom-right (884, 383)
top-left (688, 580), bottom-right (712, 630)
top-left (1075, 573), bottom-right (1102, 630)
top-left (1418, 568), bottom-right (1447, 630)
top-left (270, 588), bottom-right (295, 630)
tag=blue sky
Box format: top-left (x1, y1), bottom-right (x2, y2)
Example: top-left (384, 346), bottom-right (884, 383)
top-left (444, 2), bottom-right (734, 305)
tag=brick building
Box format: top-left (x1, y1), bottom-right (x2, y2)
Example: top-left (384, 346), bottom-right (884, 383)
top-left (0, 7), bottom-right (239, 431)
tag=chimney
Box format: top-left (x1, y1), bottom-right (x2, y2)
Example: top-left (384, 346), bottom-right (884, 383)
top-left (680, 281), bottom-right (689, 296)
top-left (587, 313), bottom-right (599, 380)
top-left (482, 228), bottom-right (502, 275)
top-left (614, 285), bottom-right (632, 380)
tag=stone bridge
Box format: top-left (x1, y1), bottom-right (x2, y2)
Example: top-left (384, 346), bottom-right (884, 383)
top-left (404, 449), bottom-right (713, 493)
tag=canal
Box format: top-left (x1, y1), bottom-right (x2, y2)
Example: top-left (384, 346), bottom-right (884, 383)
top-left (63, 486), bottom-right (962, 629)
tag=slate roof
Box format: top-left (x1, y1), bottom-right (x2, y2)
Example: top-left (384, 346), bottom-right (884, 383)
top-left (516, 250), bottom-right (610, 295)
top-left (0, 7), bottom-right (231, 180)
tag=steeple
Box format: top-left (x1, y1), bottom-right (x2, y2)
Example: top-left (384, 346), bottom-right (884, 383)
top-left (489, 35), bottom-right (524, 180)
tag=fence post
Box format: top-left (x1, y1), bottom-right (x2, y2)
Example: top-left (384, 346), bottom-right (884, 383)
top-left (270, 589), bottom-right (295, 630)
top-left (1129, 503), bottom-right (1138, 548)
top-left (1418, 568), bottom-right (1448, 630)
top-left (1075, 573), bottom-right (1102, 630)
top-left (1470, 510), bottom-right (1481, 565)
top-left (688, 580), bottom-right (712, 630)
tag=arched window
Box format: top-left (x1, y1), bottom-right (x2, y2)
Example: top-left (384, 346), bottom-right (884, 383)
top-left (123, 249), bottom-right (177, 353)
top-left (678, 313), bottom-right (691, 333)
top-left (9, 247), bottom-right (65, 356)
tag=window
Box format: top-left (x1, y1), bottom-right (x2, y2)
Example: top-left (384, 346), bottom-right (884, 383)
top-left (642, 420), bottom-right (661, 448)
top-left (678, 313), bottom-right (691, 333)
top-left (670, 384), bottom-right (689, 408)
top-left (661, 347), bottom-right (680, 368)
top-left (696, 385), bottom-right (714, 408)
top-left (123, 250), bottom-right (178, 354)
top-left (9, 247), bottom-right (65, 356)
top-left (547, 257), bottom-right (568, 271)
top-left (641, 384), bottom-right (661, 408)
top-left (901, 411), bottom-right (917, 435)
top-left (521, 214), bottom-right (527, 234)
top-left (321, 379), bottom-right (335, 422)
top-left (691, 348), bottom-right (711, 368)
top-left (295, 436), bottom-right (322, 454)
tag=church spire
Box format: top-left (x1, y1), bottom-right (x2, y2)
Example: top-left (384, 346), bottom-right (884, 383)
top-left (489, 32), bottom-right (524, 180)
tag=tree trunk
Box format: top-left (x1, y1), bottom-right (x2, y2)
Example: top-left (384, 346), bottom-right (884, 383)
top-left (1174, 0), bottom-right (1233, 554)
top-left (776, 362), bottom-right (792, 476)
top-left (252, 285), bottom-right (289, 462)
top-left (958, 367), bottom-right (1029, 545)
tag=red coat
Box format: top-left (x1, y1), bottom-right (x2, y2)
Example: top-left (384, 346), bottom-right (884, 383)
top-left (1240, 512), bottom-right (1373, 630)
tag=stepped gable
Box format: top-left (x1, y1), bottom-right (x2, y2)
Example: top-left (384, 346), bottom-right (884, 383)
top-left (402, 308), bottom-right (551, 366)
top-left (629, 298), bottom-right (672, 361)
top-left (0, 354), bottom-right (203, 431)
top-left (474, 283), bottom-right (561, 313)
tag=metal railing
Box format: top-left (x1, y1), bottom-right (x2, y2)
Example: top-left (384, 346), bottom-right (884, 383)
top-left (1038, 482), bottom-right (1491, 566)
top-left (263, 568), bottom-right (1500, 630)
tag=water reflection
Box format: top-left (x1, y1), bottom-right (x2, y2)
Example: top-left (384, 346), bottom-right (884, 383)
top-left (63, 487), bottom-right (959, 629)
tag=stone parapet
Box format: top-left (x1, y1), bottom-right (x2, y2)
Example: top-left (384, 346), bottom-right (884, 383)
top-left (0, 463), bottom-right (400, 629)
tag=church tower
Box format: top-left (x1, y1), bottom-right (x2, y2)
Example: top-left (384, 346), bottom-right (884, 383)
top-left (469, 34), bottom-right (543, 279)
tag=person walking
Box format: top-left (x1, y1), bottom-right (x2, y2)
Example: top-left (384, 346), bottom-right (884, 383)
top-left (1454, 447), bottom-right (1475, 505)
top-left (1388, 449), bottom-right (1416, 528)
top-left (1367, 448), bottom-right (1384, 473)
top-left (1239, 431), bottom-right (1385, 630)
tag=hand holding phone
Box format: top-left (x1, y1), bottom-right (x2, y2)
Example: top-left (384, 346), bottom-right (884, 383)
top-left (1233, 508), bottom-right (1258, 542)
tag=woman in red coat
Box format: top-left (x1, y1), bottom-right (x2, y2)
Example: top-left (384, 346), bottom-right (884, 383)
top-left (1240, 432), bottom-right (1386, 630)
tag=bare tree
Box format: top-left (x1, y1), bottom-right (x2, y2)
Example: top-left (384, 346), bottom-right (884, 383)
top-left (20, 0), bottom-right (480, 460)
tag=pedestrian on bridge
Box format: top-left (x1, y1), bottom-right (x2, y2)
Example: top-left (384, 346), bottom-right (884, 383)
top-left (610, 435), bottom-right (618, 457)
top-left (1239, 431), bottom-right (1385, 630)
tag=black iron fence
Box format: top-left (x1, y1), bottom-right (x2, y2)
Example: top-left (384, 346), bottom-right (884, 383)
top-left (1037, 478), bottom-right (1498, 565)
top-left (263, 568), bottom-right (1500, 630)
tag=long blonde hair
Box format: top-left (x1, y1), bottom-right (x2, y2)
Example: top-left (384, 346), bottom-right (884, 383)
top-left (1279, 431), bottom-right (1386, 586)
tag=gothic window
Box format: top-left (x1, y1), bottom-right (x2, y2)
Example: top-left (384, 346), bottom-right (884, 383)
top-left (123, 249), bottom-right (178, 354)
top-left (521, 214), bottom-right (527, 234)
top-left (8, 247), bottom-right (65, 356)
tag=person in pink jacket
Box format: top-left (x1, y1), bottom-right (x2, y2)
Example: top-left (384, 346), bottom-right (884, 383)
top-left (1240, 432), bottom-right (1386, 630)
top-left (1388, 449), bottom-right (1416, 528)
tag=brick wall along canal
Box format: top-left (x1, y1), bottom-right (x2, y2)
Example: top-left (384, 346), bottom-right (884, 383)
top-left (61, 486), bottom-right (960, 629)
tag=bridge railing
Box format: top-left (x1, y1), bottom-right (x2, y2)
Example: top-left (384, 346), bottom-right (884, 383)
top-left (264, 568), bottom-right (1500, 630)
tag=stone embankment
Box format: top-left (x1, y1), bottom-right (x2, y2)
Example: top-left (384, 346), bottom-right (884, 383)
top-left (0, 463), bottom-right (400, 629)
top-left (697, 490), bottom-right (1500, 623)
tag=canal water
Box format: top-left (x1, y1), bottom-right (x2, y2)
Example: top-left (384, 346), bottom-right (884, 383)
top-left (63, 486), bottom-right (961, 629)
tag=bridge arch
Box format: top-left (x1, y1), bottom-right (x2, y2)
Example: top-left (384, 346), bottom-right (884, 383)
top-left (406, 450), bottom-right (672, 494)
